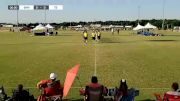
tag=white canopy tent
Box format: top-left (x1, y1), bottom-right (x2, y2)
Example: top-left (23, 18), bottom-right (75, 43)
top-left (32, 24), bottom-right (46, 35)
top-left (133, 24), bottom-right (144, 31)
top-left (33, 24), bottom-right (46, 31)
top-left (76, 25), bottom-right (83, 28)
top-left (45, 24), bottom-right (54, 29)
top-left (109, 25), bottom-right (115, 28)
top-left (144, 23), bottom-right (157, 29)
top-left (45, 24), bottom-right (54, 33)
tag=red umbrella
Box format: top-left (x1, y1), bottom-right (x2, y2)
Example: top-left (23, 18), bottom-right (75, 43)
top-left (63, 64), bottom-right (80, 97)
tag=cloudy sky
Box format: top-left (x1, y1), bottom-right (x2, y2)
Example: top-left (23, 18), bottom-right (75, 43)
top-left (0, 0), bottom-right (179, 23)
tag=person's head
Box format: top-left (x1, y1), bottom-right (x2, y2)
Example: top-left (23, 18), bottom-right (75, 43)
top-left (50, 73), bottom-right (57, 81)
top-left (91, 76), bottom-right (98, 83)
top-left (84, 30), bottom-right (87, 33)
top-left (172, 82), bottom-right (179, 91)
top-left (18, 84), bottom-right (23, 91)
top-left (119, 79), bottom-right (128, 95)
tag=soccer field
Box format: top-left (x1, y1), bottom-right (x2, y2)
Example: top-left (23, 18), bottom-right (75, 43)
top-left (0, 30), bottom-right (180, 100)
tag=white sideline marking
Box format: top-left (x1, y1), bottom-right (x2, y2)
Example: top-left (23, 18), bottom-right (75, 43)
top-left (94, 42), bottom-right (97, 76)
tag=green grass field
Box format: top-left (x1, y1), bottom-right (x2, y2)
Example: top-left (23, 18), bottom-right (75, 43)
top-left (0, 30), bottom-right (180, 100)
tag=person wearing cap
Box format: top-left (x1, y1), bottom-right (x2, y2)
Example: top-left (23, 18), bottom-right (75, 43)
top-left (37, 73), bottom-right (63, 97)
top-left (80, 76), bottom-right (107, 101)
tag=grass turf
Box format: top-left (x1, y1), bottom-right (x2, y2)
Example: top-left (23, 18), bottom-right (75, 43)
top-left (0, 30), bottom-right (180, 100)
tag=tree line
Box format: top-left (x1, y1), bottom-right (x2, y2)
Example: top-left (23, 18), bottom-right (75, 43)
top-left (3, 19), bottom-right (180, 30)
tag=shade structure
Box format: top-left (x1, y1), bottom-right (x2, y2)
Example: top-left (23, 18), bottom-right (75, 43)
top-left (144, 23), bottom-right (157, 29)
top-left (33, 24), bottom-right (46, 31)
top-left (133, 24), bottom-right (144, 31)
top-left (63, 64), bottom-right (80, 97)
top-left (45, 24), bottom-right (54, 33)
top-left (109, 25), bottom-right (114, 28)
top-left (45, 24), bottom-right (54, 29)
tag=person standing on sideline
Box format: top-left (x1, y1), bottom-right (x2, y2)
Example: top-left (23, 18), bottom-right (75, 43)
top-left (117, 29), bottom-right (120, 35)
top-left (111, 28), bottom-right (114, 35)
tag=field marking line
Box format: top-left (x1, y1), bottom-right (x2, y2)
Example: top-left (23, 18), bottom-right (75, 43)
top-left (94, 42), bottom-right (97, 76)
top-left (0, 43), bottom-right (86, 45)
top-left (94, 43), bottom-right (97, 76)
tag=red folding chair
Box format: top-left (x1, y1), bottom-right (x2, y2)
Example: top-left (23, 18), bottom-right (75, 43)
top-left (163, 93), bottom-right (180, 101)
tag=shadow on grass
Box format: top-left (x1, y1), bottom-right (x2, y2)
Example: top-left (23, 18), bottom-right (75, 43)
top-left (100, 38), bottom-right (123, 44)
top-left (100, 39), bottom-right (142, 44)
top-left (57, 34), bottom-right (80, 36)
top-left (147, 40), bottom-right (178, 42)
top-left (164, 35), bottom-right (180, 37)
top-left (100, 39), bottom-right (178, 44)
top-left (101, 41), bottom-right (122, 44)
top-left (112, 34), bottom-right (135, 36)
top-left (0, 42), bottom-right (82, 46)
top-left (32, 34), bottom-right (80, 37)
top-left (100, 40), bottom-right (144, 44)
top-left (100, 37), bottom-right (146, 44)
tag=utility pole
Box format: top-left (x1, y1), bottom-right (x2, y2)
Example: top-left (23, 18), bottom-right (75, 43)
top-left (138, 6), bottom-right (141, 24)
top-left (44, 9), bottom-right (47, 24)
top-left (162, 0), bottom-right (165, 30)
top-left (16, 0), bottom-right (19, 30)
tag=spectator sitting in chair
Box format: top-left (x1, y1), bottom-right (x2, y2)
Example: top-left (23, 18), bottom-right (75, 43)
top-left (55, 32), bottom-right (58, 36)
top-left (163, 82), bottom-right (180, 100)
top-left (114, 79), bottom-right (134, 101)
top-left (12, 84), bottom-right (34, 101)
top-left (37, 73), bottom-right (63, 98)
top-left (79, 76), bottom-right (107, 101)
top-left (0, 86), bottom-right (8, 101)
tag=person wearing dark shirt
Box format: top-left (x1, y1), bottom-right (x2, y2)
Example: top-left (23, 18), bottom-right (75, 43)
top-left (80, 76), bottom-right (107, 101)
top-left (12, 84), bottom-right (34, 101)
top-left (114, 79), bottom-right (134, 101)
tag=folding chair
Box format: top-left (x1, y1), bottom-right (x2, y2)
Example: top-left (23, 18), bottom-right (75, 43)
top-left (154, 93), bottom-right (163, 101)
top-left (47, 95), bottom-right (62, 101)
top-left (163, 93), bottom-right (180, 101)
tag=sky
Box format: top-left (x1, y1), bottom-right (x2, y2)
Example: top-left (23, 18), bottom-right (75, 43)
top-left (0, 0), bottom-right (180, 23)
